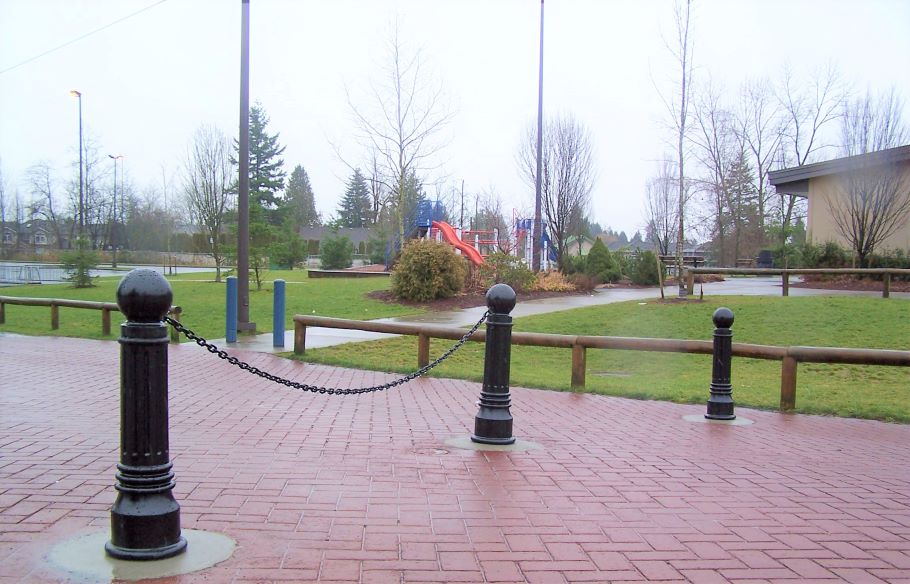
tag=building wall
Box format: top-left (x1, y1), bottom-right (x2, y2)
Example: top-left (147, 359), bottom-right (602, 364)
top-left (806, 160), bottom-right (910, 252)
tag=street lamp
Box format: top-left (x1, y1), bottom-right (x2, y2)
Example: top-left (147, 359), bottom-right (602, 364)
top-left (108, 154), bottom-right (123, 267)
top-left (70, 90), bottom-right (84, 240)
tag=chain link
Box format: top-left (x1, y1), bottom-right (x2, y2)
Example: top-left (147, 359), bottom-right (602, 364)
top-left (164, 312), bottom-right (488, 395)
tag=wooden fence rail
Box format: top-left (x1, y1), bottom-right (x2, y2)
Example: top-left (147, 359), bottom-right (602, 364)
top-left (293, 314), bottom-right (910, 412)
top-left (0, 296), bottom-right (182, 341)
top-left (685, 267), bottom-right (910, 298)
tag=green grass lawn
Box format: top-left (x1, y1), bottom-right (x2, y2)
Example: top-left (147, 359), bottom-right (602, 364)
top-left (0, 269), bottom-right (421, 341)
top-left (295, 295), bottom-right (910, 422)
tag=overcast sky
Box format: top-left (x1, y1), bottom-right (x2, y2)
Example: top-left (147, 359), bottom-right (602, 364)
top-left (1, 0), bottom-right (909, 236)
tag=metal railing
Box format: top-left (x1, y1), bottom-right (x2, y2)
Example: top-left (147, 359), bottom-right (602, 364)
top-left (293, 314), bottom-right (910, 412)
top-left (0, 264), bottom-right (67, 284)
top-left (685, 267), bottom-right (910, 298)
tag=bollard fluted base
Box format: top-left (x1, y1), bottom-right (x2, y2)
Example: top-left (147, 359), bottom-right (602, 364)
top-left (705, 387), bottom-right (735, 420)
top-left (105, 537), bottom-right (187, 561)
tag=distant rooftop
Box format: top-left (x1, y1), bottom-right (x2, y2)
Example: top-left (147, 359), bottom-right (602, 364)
top-left (769, 144), bottom-right (910, 195)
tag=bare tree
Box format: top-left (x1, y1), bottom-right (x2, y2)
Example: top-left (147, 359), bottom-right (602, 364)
top-left (0, 163), bottom-right (8, 258)
top-left (27, 162), bottom-right (67, 249)
top-left (644, 160), bottom-right (678, 257)
top-left (347, 26), bottom-right (452, 244)
top-left (183, 124), bottom-right (233, 281)
top-left (734, 78), bottom-right (783, 232)
top-left (691, 82), bottom-right (735, 264)
top-left (656, 0), bottom-right (695, 296)
top-left (829, 90), bottom-right (909, 267)
top-left (519, 114), bottom-right (596, 269)
top-left (474, 187), bottom-right (512, 253)
top-left (775, 64), bottom-right (844, 255)
top-left (841, 88), bottom-right (907, 156)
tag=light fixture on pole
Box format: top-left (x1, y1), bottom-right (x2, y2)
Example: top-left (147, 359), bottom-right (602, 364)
top-left (70, 90), bottom-right (84, 239)
top-left (108, 154), bottom-right (123, 268)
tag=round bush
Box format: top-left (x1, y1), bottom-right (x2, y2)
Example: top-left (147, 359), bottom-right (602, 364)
top-left (478, 252), bottom-right (536, 292)
top-left (391, 239), bottom-right (468, 301)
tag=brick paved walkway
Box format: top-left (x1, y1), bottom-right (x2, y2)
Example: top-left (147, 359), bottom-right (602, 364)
top-left (2, 334), bottom-right (910, 583)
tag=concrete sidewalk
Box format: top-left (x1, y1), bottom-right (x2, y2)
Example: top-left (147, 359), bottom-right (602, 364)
top-left (215, 276), bottom-right (909, 354)
top-left (2, 333), bottom-right (910, 583)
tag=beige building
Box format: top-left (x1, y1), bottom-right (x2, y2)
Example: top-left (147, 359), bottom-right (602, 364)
top-left (769, 145), bottom-right (910, 252)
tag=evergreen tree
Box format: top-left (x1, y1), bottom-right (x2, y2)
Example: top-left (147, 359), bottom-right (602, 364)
top-left (396, 169), bottom-right (425, 230)
top-left (337, 169), bottom-right (372, 228)
top-left (283, 165), bottom-right (319, 231)
top-left (233, 103), bottom-right (286, 210)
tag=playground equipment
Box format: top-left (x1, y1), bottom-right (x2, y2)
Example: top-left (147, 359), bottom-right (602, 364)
top-left (385, 200), bottom-right (560, 270)
top-left (432, 221), bottom-right (484, 266)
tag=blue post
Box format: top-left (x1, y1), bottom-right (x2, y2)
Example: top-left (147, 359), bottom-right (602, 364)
top-left (226, 276), bottom-right (238, 343)
top-left (273, 279), bottom-right (285, 348)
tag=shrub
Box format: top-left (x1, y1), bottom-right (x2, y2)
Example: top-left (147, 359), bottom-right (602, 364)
top-left (800, 241), bottom-right (848, 269)
top-left (568, 273), bottom-right (598, 292)
top-left (391, 239), bottom-right (467, 301)
top-left (629, 250), bottom-right (661, 286)
top-left (612, 249), bottom-right (634, 278)
top-left (367, 229), bottom-right (389, 265)
top-left (585, 238), bottom-right (621, 283)
top-left (478, 252), bottom-right (536, 292)
top-left (561, 254), bottom-right (587, 276)
top-left (320, 231), bottom-right (353, 269)
top-left (869, 249), bottom-right (910, 281)
top-left (531, 270), bottom-right (576, 292)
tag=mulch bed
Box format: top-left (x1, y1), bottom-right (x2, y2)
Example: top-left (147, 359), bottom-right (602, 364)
top-left (792, 275), bottom-right (910, 292)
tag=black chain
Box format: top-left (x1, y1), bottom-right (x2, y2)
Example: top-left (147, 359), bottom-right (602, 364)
top-left (164, 312), bottom-right (488, 395)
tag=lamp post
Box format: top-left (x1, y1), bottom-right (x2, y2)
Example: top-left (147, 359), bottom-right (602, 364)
top-left (236, 0), bottom-right (255, 333)
top-left (532, 0), bottom-right (545, 272)
top-left (108, 155), bottom-right (123, 268)
top-left (70, 90), bottom-right (84, 239)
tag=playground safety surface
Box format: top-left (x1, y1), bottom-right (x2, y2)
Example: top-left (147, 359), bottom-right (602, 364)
top-left (2, 333), bottom-right (910, 583)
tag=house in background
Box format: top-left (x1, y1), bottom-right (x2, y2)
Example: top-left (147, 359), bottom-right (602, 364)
top-left (769, 145), bottom-right (910, 252)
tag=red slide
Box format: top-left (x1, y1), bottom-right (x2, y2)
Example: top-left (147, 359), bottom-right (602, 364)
top-left (432, 221), bottom-right (485, 266)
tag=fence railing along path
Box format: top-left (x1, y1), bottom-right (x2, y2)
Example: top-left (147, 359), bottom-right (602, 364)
top-left (0, 295), bottom-right (182, 340)
top-left (293, 314), bottom-right (910, 411)
top-left (685, 267), bottom-right (910, 298)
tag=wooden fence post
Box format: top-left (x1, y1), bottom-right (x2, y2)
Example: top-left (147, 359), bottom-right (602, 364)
top-left (0, 301), bottom-right (5, 324)
top-left (883, 273), bottom-right (891, 299)
top-left (51, 303), bottom-right (59, 330)
top-left (294, 320), bottom-right (306, 355)
top-left (571, 344), bottom-right (586, 389)
top-left (102, 308), bottom-right (111, 336)
top-left (780, 355), bottom-right (797, 411)
top-left (686, 270), bottom-right (695, 296)
top-left (418, 333), bottom-right (430, 368)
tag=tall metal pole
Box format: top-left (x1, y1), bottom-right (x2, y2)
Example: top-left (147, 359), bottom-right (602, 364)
top-left (532, 0), bottom-right (544, 272)
top-left (109, 155), bottom-right (118, 268)
top-left (71, 90), bottom-right (84, 239)
top-left (460, 180), bottom-right (464, 230)
top-left (237, 0), bottom-right (255, 332)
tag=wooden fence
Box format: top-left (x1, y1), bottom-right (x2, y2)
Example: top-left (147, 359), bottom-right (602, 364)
top-left (0, 296), bottom-right (182, 342)
top-left (293, 314), bottom-right (910, 411)
top-left (685, 267), bottom-right (910, 298)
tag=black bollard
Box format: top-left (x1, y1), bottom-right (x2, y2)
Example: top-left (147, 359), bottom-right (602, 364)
top-left (705, 307), bottom-right (736, 420)
top-left (471, 284), bottom-right (517, 445)
top-left (106, 269), bottom-right (187, 560)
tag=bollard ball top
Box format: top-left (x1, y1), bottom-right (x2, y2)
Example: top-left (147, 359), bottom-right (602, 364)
top-left (117, 269), bottom-right (173, 323)
top-left (712, 307), bottom-right (734, 329)
top-left (486, 283), bottom-right (517, 314)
